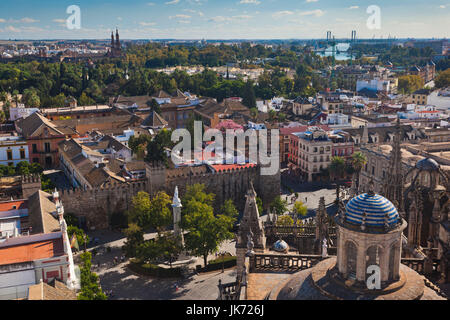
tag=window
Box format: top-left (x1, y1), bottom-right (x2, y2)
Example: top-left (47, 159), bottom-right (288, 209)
top-left (45, 142), bottom-right (51, 153)
top-left (20, 149), bottom-right (25, 159)
top-left (7, 149), bottom-right (12, 160)
top-left (32, 144), bottom-right (38, 153)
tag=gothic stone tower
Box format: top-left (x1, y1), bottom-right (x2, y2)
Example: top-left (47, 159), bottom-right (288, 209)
top-left (384, 117), bottom-right (405, 216)
top-left (236, 182), bottom-right (266, 276)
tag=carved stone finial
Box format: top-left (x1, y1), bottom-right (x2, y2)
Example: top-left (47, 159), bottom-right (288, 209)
top-left (367, 179), bottom-right (375, 196)
top-left (361, 211), bottom-right (367, 231)
top-left (384, 213), bottom-right (390, 231)
top-left (246, 231), bottom-right (254, 257)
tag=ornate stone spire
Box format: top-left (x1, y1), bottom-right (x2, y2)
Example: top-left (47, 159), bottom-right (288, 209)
top-left (237, 182), bottom-right (266, 250)
top-left (384, 116), bottom-right (405, 213)
top-left (361, 124), bottom-right (369, 145)
top-left (172, 186), bottom-right (182, 208)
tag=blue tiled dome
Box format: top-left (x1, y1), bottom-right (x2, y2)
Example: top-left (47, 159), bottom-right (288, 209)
top-left (345, 193), bottom-right (399, 227)
top-left (273, 240), bottom-right (289, 252)
top-left (416, 158), bottom-right (440, 171)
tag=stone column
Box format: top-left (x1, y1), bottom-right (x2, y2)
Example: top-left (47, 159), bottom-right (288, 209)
top-left (356, 243), bottom-right (366, 282)
top-left (380, 246), bottom-right (390, 283)
top-left (172, 186), bottom-right (184, 247)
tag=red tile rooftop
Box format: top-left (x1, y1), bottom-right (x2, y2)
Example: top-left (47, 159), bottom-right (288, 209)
top-left (211, 163), bottom-right (257, 172)
top-left (0, 200), bottom-right (27, 212)
top-left (0, 237), bottom-right (64, 266)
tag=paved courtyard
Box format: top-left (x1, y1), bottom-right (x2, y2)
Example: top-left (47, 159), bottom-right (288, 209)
top-left (80, 230), bottom-right (237, 300)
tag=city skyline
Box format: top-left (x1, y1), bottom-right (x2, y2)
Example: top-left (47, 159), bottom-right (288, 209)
top-left (0, 0), bottom-right (449, 40)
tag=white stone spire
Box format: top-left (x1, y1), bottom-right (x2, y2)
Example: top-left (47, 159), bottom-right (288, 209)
top-left (172, 186), bottom-right (182, 208)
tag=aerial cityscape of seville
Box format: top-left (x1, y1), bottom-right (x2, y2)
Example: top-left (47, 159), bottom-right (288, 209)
top-left (0, 0), bottom-right (449, 308)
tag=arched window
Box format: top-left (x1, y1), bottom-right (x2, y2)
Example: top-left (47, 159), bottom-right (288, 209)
top-left (346, 241), bottom-right (357, 280)
top-left (366, 245), bottom-right (382, 281)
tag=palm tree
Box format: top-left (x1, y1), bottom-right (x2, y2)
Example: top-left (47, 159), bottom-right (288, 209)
top-left (329, 156), bottom-right (346, 181)
top-left (351, 152), bottom-right (367, 193)
top-left (329, 156), bottom-right (346, 202)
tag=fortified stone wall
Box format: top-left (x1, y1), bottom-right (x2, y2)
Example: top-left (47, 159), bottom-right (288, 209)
top-left (58, 163), bottom-right (280, 230)
top-left (59, 180), bottom-right (149, 230)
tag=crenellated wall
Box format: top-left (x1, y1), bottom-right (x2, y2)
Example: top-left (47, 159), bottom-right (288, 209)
top-left (58, 163), bottom-right (280, 230)
top-left (59, 180), bottom-right (149, 230)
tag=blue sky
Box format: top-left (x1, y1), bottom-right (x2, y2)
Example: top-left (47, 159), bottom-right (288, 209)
top-left (0, 0), bottom-right (449, 39)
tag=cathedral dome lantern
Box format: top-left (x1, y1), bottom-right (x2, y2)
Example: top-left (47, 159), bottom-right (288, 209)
top-left (335, 180), bottom-right (407, 286)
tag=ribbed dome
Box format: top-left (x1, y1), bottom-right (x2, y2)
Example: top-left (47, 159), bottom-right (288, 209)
top-left (273, 239), bottom-right (289, 252)
top-left (345, 193), bottom-right (399, 227)
top-left (416, 158), bottom-right (440, 171)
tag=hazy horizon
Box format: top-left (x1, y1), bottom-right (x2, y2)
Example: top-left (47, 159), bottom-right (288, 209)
top-left (0, 0), bottom-right (449, 40)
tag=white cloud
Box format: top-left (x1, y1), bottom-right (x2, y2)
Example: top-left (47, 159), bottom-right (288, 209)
top-left (272, 11), bottom-right (294, 19)
top-left (299, 10), bottom-right (324, 17)
top-left (209, 16), bottom-right (232, 23)
top-left (170, 14), bottom-right (191, 19)
top-left (52, 19), bottom-right (66, 23)
top-left (10, 17), bottom-right (39, 23)
top-left (139, 22), bottom-right (157, 26)
top-left (305, 0), bottom-right (318, 2)
top-left (439, 5), bottom-right (446, 8)
top-left (233, 15), bottom-right (253, 20)
top-left (240, 0), bottom-right (261, 4)
top-left (147, 2), bottom-right (156, 5)
top-left (0, 19), bottom-right (5, 23)
top-left (348, 6), bottom-right (359, 10)
top-left (165, 0), bottom-right (180, 4)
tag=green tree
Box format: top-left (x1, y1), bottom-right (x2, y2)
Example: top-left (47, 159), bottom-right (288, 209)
top-left (182, 183), bottom-right (215, 207)
top-left (242, 80), bottom-right (256, 108)
top-left (67, 225), bottom-right (89, 251)
top-left (270, 196), bottom-right (288, 215)
top-left (128, 191), bottom-right (172, 233)
top-left (158, 233), bottom-right (183, 268)
top-left (398, 75), bottom-right (424, 94)
top-left (145, 128), bottom-right (174, 164)
top-left (220, 199), bottom-right (238, 219)
top-left (182, 185), bottom-right (235, 267)
top-left (79, 92), bottom-right (95, 106)
top-left (351, 151), bottom-right (367, 193)
top-left (256, 197), bottom-right (263, 216)
top-left (22, 88), bottom-right (40, 108)
top-left (435, 68), bottom-right (450, 88)
top-left (77, 251), bottom-right (107, 300)
top-left (123, 223), bottom-right (145, 258)
top-left (293, 201), bottom-right (308, 217)
top-left (277, 215), bottom-right (294, 226)
top-left (147, 99), bottom-right (162, 114)
top-left (329, 156), bottom-right (346, 181)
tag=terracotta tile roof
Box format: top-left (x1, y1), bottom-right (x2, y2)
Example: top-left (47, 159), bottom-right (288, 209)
top-left (0, 236), bottom-right (64, 265)
top-left (141, 111), bottom-right (168, 128)
top-left (211, 163), bottom-right (257, 172)
top-left (27, 190), bottom-right (60, 234)
top-left (0, 200), bottom-right (27, 212)
top-left (16, 112), bottom-right (64, 138)
top-left (28, 280), bottom-right (77, 300)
